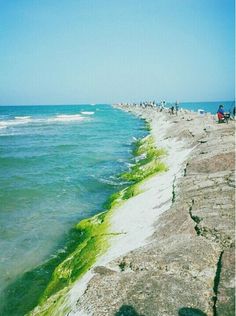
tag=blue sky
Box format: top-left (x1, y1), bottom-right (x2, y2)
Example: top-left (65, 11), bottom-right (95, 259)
top-left (0, 0), bottom-right (234, 105)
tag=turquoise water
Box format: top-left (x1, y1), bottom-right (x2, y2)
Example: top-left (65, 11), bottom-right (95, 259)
top-left (0, 104), bottom-right (147, 313)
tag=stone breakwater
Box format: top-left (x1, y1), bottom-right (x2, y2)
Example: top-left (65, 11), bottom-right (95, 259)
top-left (68, 105), bottom-right (235, 316)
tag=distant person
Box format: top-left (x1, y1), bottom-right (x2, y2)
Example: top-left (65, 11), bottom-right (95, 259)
top-left (217, 104), bottom-right (227, 123)
top-left (170, 105), bottom-right (174, 114)
top-left (175, 102), bottom-right (179, 115)
top-left (160, 102), bottom-right (163, 112)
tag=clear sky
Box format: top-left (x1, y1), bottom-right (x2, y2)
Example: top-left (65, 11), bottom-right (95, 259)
top-left (0, 0), bottom-right (235, 105)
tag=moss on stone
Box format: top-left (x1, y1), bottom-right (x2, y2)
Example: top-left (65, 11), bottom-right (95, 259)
top-left (28, 211), bottom-right (112, 315)
top-left (103, 191), bottom-right (123, 210)
top-left (41, 211), bottom-right (110, 301)
top-left (122, 135), bottom-right (167, 183)
top-left (29, 288), bottom-right (70, 316)
top-left (122, 183), bottom-right (140, 200)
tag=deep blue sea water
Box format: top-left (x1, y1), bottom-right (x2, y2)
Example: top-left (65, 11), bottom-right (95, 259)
top-left (0, 104), bottom-right (147, 299)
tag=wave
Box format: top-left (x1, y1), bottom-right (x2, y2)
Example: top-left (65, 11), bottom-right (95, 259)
top-left (0, 116), bottom-right (32, 129)
top-left (14, 116), bottom-right (31, 120)
top-left (81, 111), bottom-right (95, 115)
top-left (49, 114), bottom-right (86, 122)
top-left (98, 177), bottom-right (129, 186)
top-left (0, 114), bottom-right (88, 130)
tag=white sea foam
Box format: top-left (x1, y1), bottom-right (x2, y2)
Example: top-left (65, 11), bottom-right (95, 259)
top-left (49, 114), bottom-right (86, 122)
top-left (0, 116), bottom-right (32, 129)
top-left (81, 111), bottom-right (95, 115)
top-left (0, 114), bottom-right (88, 130)
top-left (14, 116), bottom-right (31, 120)
top-left (98, 177), bottom-right (122, 186)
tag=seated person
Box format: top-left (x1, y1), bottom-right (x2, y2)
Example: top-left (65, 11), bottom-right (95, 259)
top-left (217, 105), bottom-right (225, 122)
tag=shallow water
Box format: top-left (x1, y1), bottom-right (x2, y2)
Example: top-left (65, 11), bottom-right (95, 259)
top-left (0, 104), bottom-right (147, 303)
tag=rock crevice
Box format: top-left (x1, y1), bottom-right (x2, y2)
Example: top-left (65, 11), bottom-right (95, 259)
top-left (212, 251), bottom-right (224, 316)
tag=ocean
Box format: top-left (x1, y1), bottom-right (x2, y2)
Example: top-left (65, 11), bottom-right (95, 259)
top-left (0, 104), bottom-right (148, 315)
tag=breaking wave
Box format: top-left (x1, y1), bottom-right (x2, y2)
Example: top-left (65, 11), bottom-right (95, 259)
top-left (0, 114), bottom-right (88, 130)
top-left (48, 114), bottom-right (86, 122)
top-left (81, 111), bottom-right (95, 115)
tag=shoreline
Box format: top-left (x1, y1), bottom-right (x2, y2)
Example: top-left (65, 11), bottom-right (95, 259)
top-left (67, 110), bottom-right (192, 315)
top-left (30, 105), bottom-right (235, 316)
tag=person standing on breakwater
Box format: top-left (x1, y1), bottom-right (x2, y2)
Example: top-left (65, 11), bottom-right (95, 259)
top-left (175, 101), bottom-right (179, 115)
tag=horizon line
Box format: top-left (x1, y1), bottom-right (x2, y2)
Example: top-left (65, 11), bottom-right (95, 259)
top-left (0, 99), bottom-right (235, 107)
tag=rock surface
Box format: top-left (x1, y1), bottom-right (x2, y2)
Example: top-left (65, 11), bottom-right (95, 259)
top-left (70, 107), bottom-right (235, 316)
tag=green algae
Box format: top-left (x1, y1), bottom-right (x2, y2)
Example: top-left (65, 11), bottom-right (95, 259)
top-left (122, 135), bottom-right (168, 183)
top-left (41, 211), bottom-right (110, 301)
top-left (121, 160), bottom-right (167, 183)
top-left (30, 287), bottom-right (70, 316)
top-left (133, 134), bottom-right (166, 157)
top-left (27, 211), bottom-right (112, 316)
top-left (103, 190), bottom-right (123, 210)
top-left (122, 183), bottom-right (140, 200)
top-left (26, 132), bottom-right (168, 316)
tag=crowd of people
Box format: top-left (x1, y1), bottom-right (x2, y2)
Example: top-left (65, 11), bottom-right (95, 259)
top-left (117, 100), bottom-right (180, 114)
